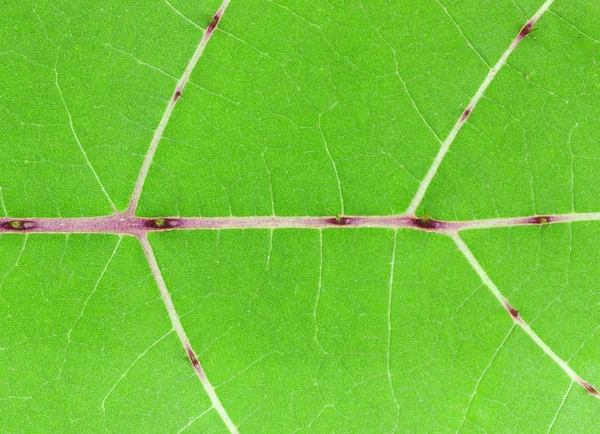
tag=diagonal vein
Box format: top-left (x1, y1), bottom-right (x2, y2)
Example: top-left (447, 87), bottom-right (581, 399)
top-left (405, 0), bottom-right (556, 216)
top-left (126, 0), bottom-right (231, 216)
top-left (138, 234), bottom-right (239, 433)
top-left (451, 232), bottom-right (600, 399)
top-left (60, 236), bottom-right (122, 377)
top-left (457, 326), bottom-right (515, 433)
top-left (55, 70), bottom-right (117, 212)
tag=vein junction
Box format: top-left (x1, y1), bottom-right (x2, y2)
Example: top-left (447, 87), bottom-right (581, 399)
top-left (4, 0), bottom-right (599, 430)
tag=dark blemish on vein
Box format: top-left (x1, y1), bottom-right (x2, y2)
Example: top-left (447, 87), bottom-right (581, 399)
top-left (409, 213), bottom-right (444, 231)
top-left (173, 88), bottom-right (182, 102)
top-left (461, 106), bottom-right (473, 122)
top-left (503, 300), bottom-right (523, 323)
top-left (327, 216), bottom-right (352, 226)
top-left (185, 345), bottom-right (205, 377)
top-left (528, 215), bottom-right (553, 225)
top-left (2, 220), bottom-right (36, 231)
top-left (144, 218), bottom-right (181, 230)
top-left (518, 21), bottom-right (535, 40)
top-left (207, 14), bottom-right (221, 33)
top-left (579, 380), bottom-right (600, 397)
top-left (186, 347), bottom-right (199, 367)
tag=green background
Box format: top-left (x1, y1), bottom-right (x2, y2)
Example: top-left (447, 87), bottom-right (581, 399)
top-left (2, 0), bottom-right (600, 432)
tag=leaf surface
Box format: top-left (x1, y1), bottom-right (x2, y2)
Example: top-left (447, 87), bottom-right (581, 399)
top-left (2, 0), bottom-right (600, 432)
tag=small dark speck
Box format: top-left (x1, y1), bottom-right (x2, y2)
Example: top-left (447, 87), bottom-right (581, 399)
top-left (518, 21), bottom-right (534, 39)
top-left (461, 106), bottom-right (472, 122)
top-left (2, 220), bottom-right (35, 230)
top-left (410, 217), bottom-right (443, 231)
top-left (327, 216), bottom-right (352, 226)
top-left (145, 218), bottom-right (181, 229)
top-left (529, 215), bottom-right (553, 225)
top-left (207, 15), bottom-right (220, 33)
top-left (580, 380), bottom-right (599, 396)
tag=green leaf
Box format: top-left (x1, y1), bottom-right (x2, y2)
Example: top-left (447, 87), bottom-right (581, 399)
top-left (2, 0), bottom-right (600, 432)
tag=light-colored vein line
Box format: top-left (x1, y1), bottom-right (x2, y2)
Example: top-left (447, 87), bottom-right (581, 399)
top-left (266, 228), bottom-right (274, 272)
top-left (60, 236), bottom-right (122, 377)
top-left (0, 187), bottom-right (7, 216)
top-left (101, 330), bottom-right (173, 422)
top-left (433, 0), bottom-right (491, 68)
top-left (126, 0), bottom-right (230, 216)
top-left (548, 10), bottom-right (600, 43)
top-left (54, 70), bottom-right (117, 212)
top-left (262, 152), bottom-right (276, 217)
top-left (369, 17), bottom-right (442, 144)
top-left (103, 43), bottom-right (177, 79)
top-left (568, 124), bottom-right (578, 213)
top-left (387, 230), bottom-right (399, 431)
top-left (547, 381), bottom-right (573, 434)
top-left (138, 234), bottom-right (238, 433)
top-left (318, 108), bottom-right (345, 216)
top-left (177, 407), bottom-right (214, 434)
top-left (314, 229), bottom-right (324, 351)
top-left (457, 326), bottom-right (515, 433)
top-left (0, 235), bottom-right (28, 294)
top-left (406, 0), bottom-right (555, 215)
top-left (164, 0), bottom-right (202, 30)
top-left (451, 233), bottom-right (600, 397)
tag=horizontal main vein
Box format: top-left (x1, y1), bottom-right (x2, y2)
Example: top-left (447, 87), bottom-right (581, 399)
top-left (405, 0), bottom-right (555, 216)
top-left (125, 0), bottom-right (230, 216)
top-left (452, 233), bottom-right (600, 398)
top-left (2, 212), bottom-right (600, 235)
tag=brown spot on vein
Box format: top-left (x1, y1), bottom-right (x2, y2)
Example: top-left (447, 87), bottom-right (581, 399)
top-left (2, 220), bottom-right (36, 231)
top-left (144, 218), bottom-right (181, 230)
top-left (580, 380), bottom-right (600, 397)
top-left (173, 89), bottom-right (182, 102)
top-left (503, 300), bottom-right (523, 323)
top-left (461, 106), bottom-right (473, 122)
top-left (410, 216), bottom-right (444, 231)
top-left (518, 21), bottom-right (534, 40)
top-left (327, 216), bottom-right (352, 226)
top-left (207, 14), bottom-right (220, 33)
top-left (528, 215), bottom-right (553, 225)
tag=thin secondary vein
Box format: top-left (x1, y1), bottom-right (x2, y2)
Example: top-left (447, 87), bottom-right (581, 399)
top-left (457, 326), bottom-right (514, 433)
top-left (405, 0), bottom-right (556, 216)
top-left (101, 329), bottom-right (173, 426)
top-left (452, 233), bottom-right (600, 398)
top-left (0, 187), bottom-right (7, 217)
top-left (126, 0), bottom-right (230, 216)
top-left (547, 381), bottom-right (573, 434)
top-left (387, 230), bottom-right (400, 430)
top-left (138, 234), bottom-right (239, 433)
top-left (318, 112), bottom-right (345, 216)
top-left (60, 236), bottom-right (122, 377)
top-left (54, 70), bottom-right (117, 212)
top-left (164, 0), bottom-right (203, 30)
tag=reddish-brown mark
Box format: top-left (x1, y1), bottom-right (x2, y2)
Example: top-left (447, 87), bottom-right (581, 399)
top-left (504, 300), bottom-right (523, 323)
top-left (327, 216), bottom-right (352, 226)
top-left (173, 89), bottom-right (182, 102)
top-left (1, 220), bottom-right (36, 231)
top-left (461, 106), bottom-right (473, 122)
top-left (525, 215), bottom-right (554, 225)
top-left (144, 218), bottom-right (181, 230)
top-left (410, 216), bottom-right (444, 231)
top-left (518, 21), bottom-right (535, 40)
top-left (580, 380), bottom-right (600, 397)
top-left (207, 14), bottom-right (220, 33)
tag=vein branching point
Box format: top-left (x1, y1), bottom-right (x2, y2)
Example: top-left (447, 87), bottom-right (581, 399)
top-left (4, 0), bottom-right (600, 427)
